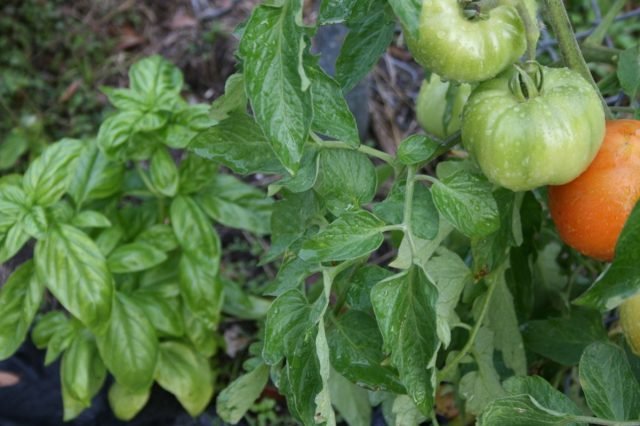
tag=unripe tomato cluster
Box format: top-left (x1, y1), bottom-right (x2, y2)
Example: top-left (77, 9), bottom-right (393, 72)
top-left (410, 0), bottom-right (606, 193)
top-left (407, 0), bottom-right (640, 355)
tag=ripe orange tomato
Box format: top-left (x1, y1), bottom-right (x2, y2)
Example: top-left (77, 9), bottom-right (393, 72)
top-left (548, 120), bottom-right (640, 261)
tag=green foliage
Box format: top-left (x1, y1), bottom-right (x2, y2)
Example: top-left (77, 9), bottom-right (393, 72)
top-left (1, 1), bottom-right (639, 425)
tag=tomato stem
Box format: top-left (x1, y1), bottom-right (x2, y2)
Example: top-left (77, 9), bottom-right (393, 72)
top-left (583, 0), bottom-right (626, 47)
top-left (402, 165), bottom-right (418, 259)
top-left (541, 0), bottom-right (613, 119)
top-left (515, 1), bottom-right (539, 62)
top-left (310, 135), bottom-right (397, 168)
top-left (437, 263), bottom-right (503, 380)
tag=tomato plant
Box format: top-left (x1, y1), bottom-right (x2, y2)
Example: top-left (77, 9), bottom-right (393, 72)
top-left (1, 1), bottom-right (640, 425)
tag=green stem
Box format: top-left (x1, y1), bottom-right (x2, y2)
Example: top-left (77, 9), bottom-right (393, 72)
top-left (516, 1), bottom-right (539, 61)
top-left (437, 270), bottom-right (500, 380)
top-left (583, 0), bottom-right (627, 46)
top-left (435, 131), bottom-right (463, 157)
top-left (403, 165), bottom-right (418, 258)
top-left (581, 45), bottom-right (622, 64)
top-left (310, 135), bottom-right (397, 167)
top-left (414, 174), bottom-right (438, 184)
top-left (611, 106), bottom-right (636, 114)
top-left (542, 0), bottom-right (613, 119)
top-left (358, 144), bottom-right (396, 166)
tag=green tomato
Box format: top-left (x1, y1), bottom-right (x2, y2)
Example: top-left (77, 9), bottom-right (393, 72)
top-left (416, 74), bottom-right (472, 139)
top-left (621, 294), bottom-right (640, 356)
top-left (406, 0), bottom-right (526, 83)
top-left (461, 64), bottom-right (606, 192)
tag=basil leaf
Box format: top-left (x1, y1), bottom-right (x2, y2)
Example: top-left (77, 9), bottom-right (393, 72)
top-left (154, 341), bottom-right (214, 416)
top-left (0, 261), bottom-right (44, 360)
top-left (35, 224), bottom-right (113, 331)
top-left (23, 139), bottom-right (83, 206)
top-left (107, 242), bottom-right (168, 273)
top-left (96, 292), bottom-right (158, 391)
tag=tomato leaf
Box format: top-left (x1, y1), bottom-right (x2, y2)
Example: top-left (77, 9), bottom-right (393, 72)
top-left (318, 0), bottom-right (357, 24)
top-left (373, 181), bottom-right (439, 240)
top-left (478, 394), bottom-right (578, 426)
top-left (308, 65), bottom-right (360, 147)
top-left (328, 370), bottom-right (372, 426)
top-left (23, 139), bottom-right (83, 206)
top-left (96, 292), bottom-right (158, 391)
top-left (238, 0), bottom-right (313, 174)
top-left (345, 264), bottom-right (394, 312)
top-left (579, 342), bottom-right (640, 421)
top-left (471, 189), bottom-right (524, 276)
top-left (618, 46), bottom-right (640, 99)
top-left (210, 73), bottom-right (247, 121)
top-left (575, 201), bottom-right (640, 311)
top-left (431, 170), bottom-right (500, 238)
top-left (299, 210), bottom-right (385, 262)
top-left (263, 289), bottom-right (317, 364)
top-left (314, 148), bottom-right (377, 216)
top-left (271, 146), bottom-right (320, 194)
top-left (386, 0), bottom-right (422, 41)
top-left (458, 328), bottom-right (505, 415)
top-left (266, 190), bottom-right (321, 262)
top-left (35, 224), bottom-right (113, 331)
top-left (0, 261), bottom-right (44, 360)
top-left (189, 113), bottom-right (284, 175)
top-left (327, 310), bottom-right (404, 393)
top-left (484, 268), bottom-right (527, 376)
top-left (424, 249), bottom-right (472, 348)
top-left (397, 135), bottom-right (441, 166)
top-left (522, 308), bottom-right (607, 366)
top-left (371, 266), bottom-right (439, 416)
top-left (503, 376), bottom-right (583, 417)
top-left (336, 0), bottom-right (395, 92)
top-left (154, 341), bottom-right (214, 417)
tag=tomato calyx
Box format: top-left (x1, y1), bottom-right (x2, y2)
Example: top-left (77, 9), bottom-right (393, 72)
top-left (459, 0), bottom-right (493, 20)
top-left (509, 62), bottom-right (544, 101)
